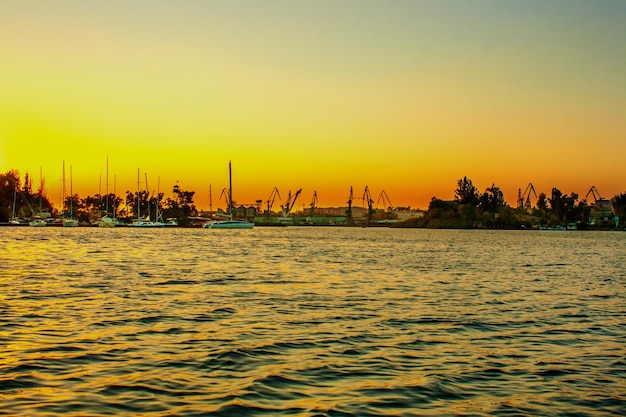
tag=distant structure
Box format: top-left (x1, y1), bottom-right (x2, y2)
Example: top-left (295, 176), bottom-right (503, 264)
top-left (517, 183), bottom-right (537, 211)
top-left (585, 186), bottom-right (617, 227)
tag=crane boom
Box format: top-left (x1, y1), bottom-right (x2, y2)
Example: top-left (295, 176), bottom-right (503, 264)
top-left (585, 185), bottom-right (615, 225)
top-left (265, 187), bottom-right (281, 213)
top-left (363, 186), bottom-right (375, 223)
top-left (309, 191), bottom-right (318, 215)
top-left (281, 189), bottom-right (302, 217)
top-left (346, 186), bottom-right (353, 220)
top-left (377, 190), bottom-right (393, 211)
top-left (585, 186), bottom-right (603, 203)
top-left (517, 182), bottom-right (537, 210)
top-left (219, 187), bottom-right (230, 210)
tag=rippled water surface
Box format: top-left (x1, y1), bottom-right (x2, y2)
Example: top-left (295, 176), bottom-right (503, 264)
top-left (1, 227), bottom-right (624, 416)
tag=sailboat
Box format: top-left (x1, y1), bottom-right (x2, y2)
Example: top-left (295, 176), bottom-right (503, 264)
top-left (202, 161), bottom-right (254, 229)
top-left (62, 162), bottom-right (79, 227)
top-left (128, 169), bottom-right (165, 228)
top-left (28, 218), bottom-right (47, 227)
top-left (29, 167), bottom-right (48, 227)
top-left (98, 156), bottom-right (118, 228)
top-left (9, 179), bottom-right (21, 224)
top-left (98, 215), bottom-right (117, 228)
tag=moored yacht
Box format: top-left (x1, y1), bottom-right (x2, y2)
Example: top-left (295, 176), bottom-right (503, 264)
top-left (98, 215), bottom-right (118, 228)
top-left (29, 218), bottom-right (47, 227)
top-left (202, 219), bottom-right (254, 229)
top-left (202, 161), bottom-right (254, 230)
top-left (128, 216), bottom-right (165, 228)
top-left (127, 169), bottom-right (165, 228)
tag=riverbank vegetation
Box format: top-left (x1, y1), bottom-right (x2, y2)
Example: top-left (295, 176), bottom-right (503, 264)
top-left (1, 170), bottom-right (624, 229)
top-left (395, 176), bottom-right (624, 230)
top-left (0, 170), bottom-right (198, 226)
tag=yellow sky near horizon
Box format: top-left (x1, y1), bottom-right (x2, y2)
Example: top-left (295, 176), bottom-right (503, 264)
top-left (1, 0), bottom-right (625, 210)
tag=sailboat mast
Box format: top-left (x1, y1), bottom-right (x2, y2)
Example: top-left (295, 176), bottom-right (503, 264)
top-left (105, 155), bottom-right (109, 216)
top-left (229, 160), bottom-right (233, 217)
top-left (137, 168), bottom-right (140, 220)
top-left (70, 165), bottom-right (74, 218)
top-left (113, 174), bottom-right (117, 220)
top-left (156, 176), bottom-right (161, 222)
top-left (145, 173), bottom-right (150, 221)
top-left (39, 166), bottom-right (43, 214)
top-left (12, 180), bottom-right (17, 220)
top-left (62, 161), bottom-right (66, 215)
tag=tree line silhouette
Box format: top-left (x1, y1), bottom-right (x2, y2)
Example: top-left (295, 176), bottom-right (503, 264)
top-left (0, 170), bottom-right (198, 226)
top-left (399, 176), bottom-right (625, 229)
top-left (1, 170), bottom-right (624, 229)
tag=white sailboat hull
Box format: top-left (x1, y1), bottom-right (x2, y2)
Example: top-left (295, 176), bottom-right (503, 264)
top-left (63, 219), bottom-right (79, 227)
top-left (128, 220), bottom-right (165, 228)
top-left (98, 216), bottom-right (118, 228)
top-left (202, 220), bottom-right (254, 229)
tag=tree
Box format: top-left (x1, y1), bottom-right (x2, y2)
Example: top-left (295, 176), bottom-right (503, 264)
top-left (176, 190), bottom-right (195, 205)
top-left (564, 193), bottom-right (580, 222)
top-left (454, 177), bottom-right (480, 206)
top-left (495, 206), bottom-right (517, 229)
top-left (480, 183), bottom-right (506, 213)
top-left (549, 188), bottom-right (564, 220)
top-left (26, 176), bottom-right (54, 217)
top-left (613, 193), bottom-right (626, 228)
top-left (549, 188), bottom-right (579, 223)
top-left (0, 170), bottom-right (22, 221)
top-left (162, 188), bottom-right (197, 225)
top-left (428, 197), bottom-right (456, 212)
top-left (125, 190), bottom-right (150, 220)
top-left (536, 192), bottom-right (548, 212)
top-left (62, 194), bottom-right (90, 223)
top-left (82, 194), bottom-right (102, 221)
top-left (147, 191), bottom-right (165, 221)
top-left (574, 200), bottom-right (590, 224)
top-left (419, 198), bottom-right (463, 228)
top-left (101, 193), bottom-right (123, 218)
top-left (0, 170), bottom-right (52, 220)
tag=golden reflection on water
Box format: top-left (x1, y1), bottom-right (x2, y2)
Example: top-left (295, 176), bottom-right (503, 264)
top-left (0, 227), bottom-right (624, 416)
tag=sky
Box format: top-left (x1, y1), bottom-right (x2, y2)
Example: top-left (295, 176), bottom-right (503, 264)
top-left (1, 0), bottom-right (625, 211)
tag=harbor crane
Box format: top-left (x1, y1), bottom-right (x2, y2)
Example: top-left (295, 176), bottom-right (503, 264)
top-left (220, 187), bottom-right (231, 212)
top-left (585, 185), bottom-right (615, 213)
top-left (208, 184), bottom-right (213, 217)
top-left (377, 190), bottom-right (393, 212)
top-left (362, 186), bottom-right (375, 223)
top-left (517, 183), bottom-right (537, 211)
top-left (346, 186), bottom-right (354, 220)
top-left (585, 185), bottom-right (616, 224)
top-left (214, 187), bottom-right (239, 219)
top-left (309, 191), bottom-right (318, 216)
top-left (265, 187), bottom-right (281, 214)
top-left (281, 188), bottom-right (302, 217)
top-left (584, 185), bottom-right (603, 203)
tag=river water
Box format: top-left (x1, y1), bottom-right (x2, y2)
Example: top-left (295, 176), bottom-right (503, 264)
top-left (1, 227), bottom-right (624, 416)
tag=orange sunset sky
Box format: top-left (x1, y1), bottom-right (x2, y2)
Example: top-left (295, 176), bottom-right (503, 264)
top-left (1, 0), bottom-right (625, 211)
